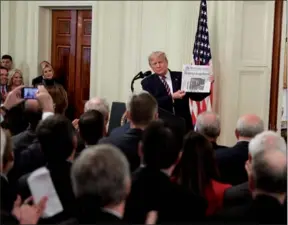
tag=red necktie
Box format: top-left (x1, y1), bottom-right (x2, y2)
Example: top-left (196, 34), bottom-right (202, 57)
top-left (1, 86), bottom-right (5, 95)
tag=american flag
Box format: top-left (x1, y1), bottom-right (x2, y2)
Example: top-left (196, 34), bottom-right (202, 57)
top-left (190, 0), bottom-right (214, 124)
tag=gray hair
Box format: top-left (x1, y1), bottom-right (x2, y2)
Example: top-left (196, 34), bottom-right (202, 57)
top-left (249, 131), bottom-right (287, 157)
top-left (236, 115), bottom-right (264, 138)
top-left (84, 97), bottom-right (110, 119)
top-left (195, 111), bottom-right (220, 138)
top-left (71, 144), bottom-right (130, 206)
top-left (252, 149), bottom-right (287, 193)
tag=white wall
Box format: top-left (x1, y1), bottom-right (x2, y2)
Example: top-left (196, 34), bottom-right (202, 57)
top-left (1, 1), bottom-right (285, 145)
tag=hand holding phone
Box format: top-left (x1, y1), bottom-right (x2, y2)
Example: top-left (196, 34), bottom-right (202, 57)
top-left (21, 87), bottom-right (38, 99)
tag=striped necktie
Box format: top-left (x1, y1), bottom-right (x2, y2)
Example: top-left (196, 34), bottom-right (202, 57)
top-left (160, 76), bottom-right (171, 96)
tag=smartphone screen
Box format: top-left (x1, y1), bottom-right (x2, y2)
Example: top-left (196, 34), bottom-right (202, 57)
top-left (21, 87), bottom-right (38, 99)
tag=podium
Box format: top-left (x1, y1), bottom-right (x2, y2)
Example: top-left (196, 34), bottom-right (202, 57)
top-left (108, 102), bottom-right (186, 147)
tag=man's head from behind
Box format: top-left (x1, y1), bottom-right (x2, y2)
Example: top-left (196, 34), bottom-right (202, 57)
top-left (148, 51), bottom-right (168, 76)
top-left (126, 91), bottom-right (158, 128)
top-left (36, 114), bottom-right (76, 162)
top-left (71, 144), bottom-right (131, 209)
top-left (235, 114), bottom-right (264, 141)
top-left (79, 110), bottom-right (105, 146)
top-left (141, 120), bottom-right (179, 171)
top-left (24, 100), bottom-right (42, 130)
top-left (195, 111), bottom-right (221, 142)
top-left (84, 97), bottom-right (110, 126)
top-left (249, 149), bottom-right (286, 202)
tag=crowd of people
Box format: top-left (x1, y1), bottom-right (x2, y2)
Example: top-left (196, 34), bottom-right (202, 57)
top-left (0, 53), bottom-right (287, 224)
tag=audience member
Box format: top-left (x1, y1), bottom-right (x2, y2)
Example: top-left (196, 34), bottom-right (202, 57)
top-left (215, 149), bottom-right (287, 224)
top-left (32, 60), bottom-right (51, 87)
top-left (223, 130), bottom-right (287, 207)
top-left (99, 91), bottom-right (158, 172)
top-left (216, 114), bottom-right (264, 185)
top-left (8, 69), bottom-right (24, 91)
top-left (0, 66), bottom-right (9, 103)
top-left (1, 55), bottom-right (13, 76)
top-left (67, 144), bottom-right (130, 223)
top-left (172, 131), bottom-right (231, 215)
top-left (17, 115), bottom-right (77, 223)
top-left (124, 120), bottom-right (207, 223)
top-left (78, 110), bottom-right (105, 147)
top-left (195, 111), bottom-right (227, 150)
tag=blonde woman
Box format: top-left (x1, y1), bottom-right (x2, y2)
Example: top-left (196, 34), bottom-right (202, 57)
top-left (8, 69), bottom-right (24, 91)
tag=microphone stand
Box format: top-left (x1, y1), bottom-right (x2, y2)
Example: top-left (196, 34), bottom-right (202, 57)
top-left (130, 72), bottom-right (143, 93)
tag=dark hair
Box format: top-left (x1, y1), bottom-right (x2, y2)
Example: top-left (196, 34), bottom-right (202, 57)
top-left (1, 55), bottom-right (13, 61)
top-left (46, 84), bottom-right (68, 115)
top-left (79, 110), bottom-right (105, 145)
top-left (128, 92), bottom-right (158, 126)
top-left (0, 66), bottom-right (8, 72)
top-left (142, 120), bottom-right (179, 169)
top-left (172, 131), bottom-right (219, 198)
top-left (36, 114), bottom-right (75, 162)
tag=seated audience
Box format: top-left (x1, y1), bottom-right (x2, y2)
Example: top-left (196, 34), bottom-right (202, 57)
top-left (0, 66), bottom-right (9, 103)
top-left (8, 69), bottom-right (24, 91)
top-left (214, 149), bottom-right (287, 224)
top-left (223, 130), bottom-right (287, 207)
top-left (66, 144), bottom-right (130, 224)
top-left (172, 131), bottom-right (231, 215)
top-left (0, 127), bottom-right (47, 224)
top-left (99, 91), bottom-right (158, 173)
top-left (124, 120), bottom-right (207, 223)
top-left (1, 54), bottom-right (14, 77)
top-left (216, 114), bottom-right (264, 185)
top-left (78, 110), bottom-right (105, 148)
top-left (17, 115), bottom-right (77, 223)
top-left (195, 111), bottom-right (227, 150)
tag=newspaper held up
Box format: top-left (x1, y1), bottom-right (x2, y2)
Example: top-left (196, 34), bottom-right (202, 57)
top-left (181, 64), bottom-right (211, 93)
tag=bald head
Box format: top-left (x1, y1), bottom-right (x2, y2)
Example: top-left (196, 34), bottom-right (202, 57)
top-left (236, 114), bottom-right (264, 139)
top-left (195, 111), bottom-right (220, 139)
top-left (252, 149), bottom-right (286, 193)
top-left (24, 99), bottom-right (40, 112)
top-left (84, 97), bottom-right (110, 122)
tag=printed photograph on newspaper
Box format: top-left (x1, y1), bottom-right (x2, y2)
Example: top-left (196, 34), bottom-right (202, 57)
top-left (181, 64), bottom-right (211, 93)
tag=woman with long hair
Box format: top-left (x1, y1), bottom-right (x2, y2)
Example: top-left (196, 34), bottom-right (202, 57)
top-left (8, 69), bottom-right (24, 91)
top-left (172, 131), bottom-right (231, 216)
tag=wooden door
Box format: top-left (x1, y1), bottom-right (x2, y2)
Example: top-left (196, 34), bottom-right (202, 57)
top-left (51, 10), bottom-right (91, 119)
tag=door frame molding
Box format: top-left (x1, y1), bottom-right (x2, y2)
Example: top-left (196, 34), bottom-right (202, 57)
top-left (26, 1), bottom-right (97, 99)
top-left (269, 0), bottom-right (286, 131)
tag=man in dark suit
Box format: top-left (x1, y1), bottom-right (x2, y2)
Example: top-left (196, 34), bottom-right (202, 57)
top-left (124, 120), bottom-right (207, 224)
top-left (65, 144), bottom-right (130, 224)
top-left (223, 130), bottom-right (287, 208)
top-left (214, 149), bottom-right (287, 224)
top-left (99, 91), bottom-right (158, 172)
top-left (141, 51), bottom-right (213, 132)
top-left (215, 114), bottom-right (264, 185)
top-left (17, 115), bottom-right (77, 223)
top-left (194, 111), bottom-right (228, 150)
top-left (0, 66), bottom-right (9, 103)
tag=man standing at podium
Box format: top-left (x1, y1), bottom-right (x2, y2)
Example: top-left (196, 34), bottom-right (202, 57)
top-left (141, 51), bottom-right (213, 132)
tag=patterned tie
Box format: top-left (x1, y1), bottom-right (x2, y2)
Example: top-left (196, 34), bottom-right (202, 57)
top-left (160, 76), bottom-right (171, 96)
top-left (1, 86), bottom-right (5, 96)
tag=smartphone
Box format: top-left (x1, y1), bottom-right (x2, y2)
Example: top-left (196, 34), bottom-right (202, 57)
top-left (21, 87), bottom-right (38, 99)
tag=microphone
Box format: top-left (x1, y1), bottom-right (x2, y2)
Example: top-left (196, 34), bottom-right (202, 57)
top-left (130, 70), bottom-right (152, 92)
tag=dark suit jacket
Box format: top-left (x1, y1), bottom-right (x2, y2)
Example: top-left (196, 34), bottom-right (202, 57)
top-left (213, 195), bottom-right (287, 224)
top-left (124, 166), bottom-right (207, 224)
top-left (61, 208), bottom-right (123, 224)
top-left (215, 141), bottom-right (249, 185)
top-left (12, 127), bottom-right (36, 156)
top-left (0, 175), bottom-right (17, 213)
top-left (17, 161), bottom-right (76, 223)
top-left (108, 123), bottom-right (130, 137)
top-left (223, 182), bottom-right (252, 207)
top-left (32, 76), bottom-right (65, 88)
top-left (98, 128), bottom-right (142, 173)
top-left (211, 142), bottom-right (228, 151)
top-left (141, 71), bottom-right (210, 132)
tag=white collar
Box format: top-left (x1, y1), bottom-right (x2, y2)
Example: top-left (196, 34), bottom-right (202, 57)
top-left (101, 207), bottom-right (122, 218)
